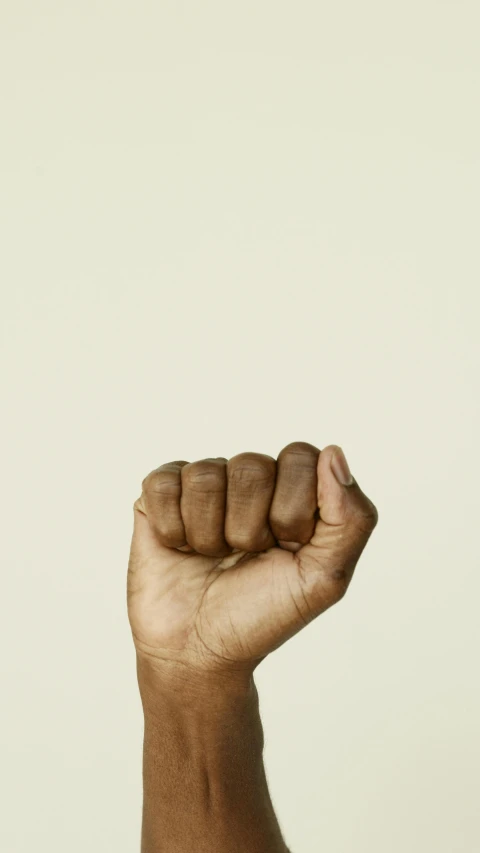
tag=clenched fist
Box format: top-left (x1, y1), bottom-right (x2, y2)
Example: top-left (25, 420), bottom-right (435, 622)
top-left (127, 442), bottom-right (378, 675)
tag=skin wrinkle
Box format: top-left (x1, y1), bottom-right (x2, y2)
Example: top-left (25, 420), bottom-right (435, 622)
top-left (284, 569), bottom-right (310, 629)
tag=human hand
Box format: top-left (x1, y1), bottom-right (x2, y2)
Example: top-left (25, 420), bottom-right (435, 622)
top-left (127, 442), bottom-right (378, 677)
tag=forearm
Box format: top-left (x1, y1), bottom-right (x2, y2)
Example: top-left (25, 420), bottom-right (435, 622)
top-left (137, 655), bottom-right (290, 853)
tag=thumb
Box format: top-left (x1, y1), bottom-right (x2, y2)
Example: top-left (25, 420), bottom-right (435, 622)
top-left (296, 445), bottom-right (379, 608)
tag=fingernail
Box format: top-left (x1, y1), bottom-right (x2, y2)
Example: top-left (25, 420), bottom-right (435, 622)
top-left (331, 446), bottom-right (354, 486)
top-left (278, 540), bottom-right (303, 553)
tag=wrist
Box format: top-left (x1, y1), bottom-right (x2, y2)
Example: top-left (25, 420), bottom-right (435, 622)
top-left (136, 651), bottom-right (259, 725)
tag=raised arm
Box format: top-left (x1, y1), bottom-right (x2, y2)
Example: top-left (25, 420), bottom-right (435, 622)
top-left (127, 442), bottom-right (378, 852)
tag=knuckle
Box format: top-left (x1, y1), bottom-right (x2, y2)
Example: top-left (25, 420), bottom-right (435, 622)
top-left (352, 499), bottom-right (379, 533)
top-left (228, 457), bottom-right (276, 489)
top-left (229, 466), bottom-right (263, 485)
top-left (143, 469), bottom-right (180, 498)
top-left (229, 453), bottom-right (275, 474)
top-left (278, 441), bottom-right (319, 462)
top-left (329, 579), bottom-right (349, 604)
top-left (142, 461), bottom-right (189, 495)
top-left (318, 569), bottom-right (350, 606)
top-left (182, 461), bottom-right (225, 491)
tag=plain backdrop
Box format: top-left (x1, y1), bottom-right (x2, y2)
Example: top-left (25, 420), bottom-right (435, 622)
top-left (1, 2), bottom-right (479, 851)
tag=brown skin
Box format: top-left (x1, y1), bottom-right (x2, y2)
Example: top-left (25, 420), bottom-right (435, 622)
top-left (127, 441), bottom-right (378, 852)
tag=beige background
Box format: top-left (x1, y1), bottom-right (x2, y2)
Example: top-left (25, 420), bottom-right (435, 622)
top-left (1, 2), bottom-right (479, 851)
